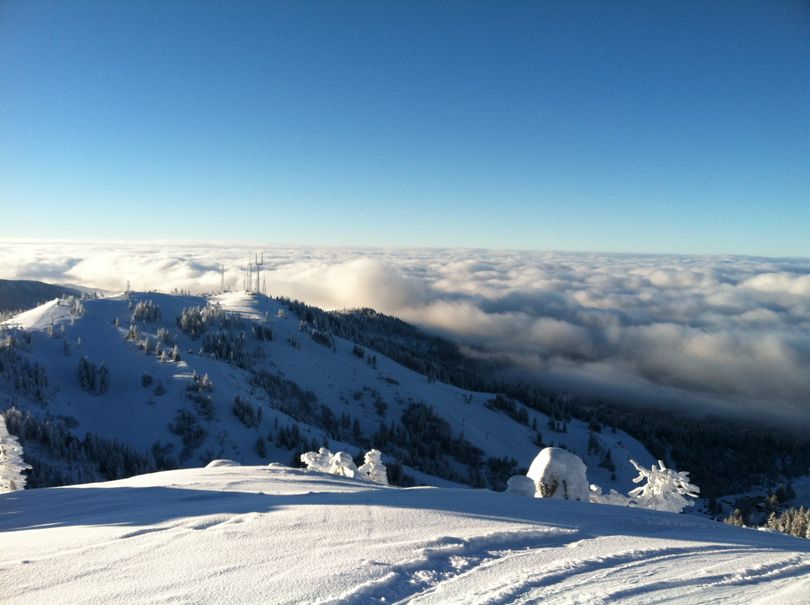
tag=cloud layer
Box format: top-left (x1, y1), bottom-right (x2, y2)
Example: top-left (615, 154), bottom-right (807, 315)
top-left (2, 240), bottom-right (809, 424)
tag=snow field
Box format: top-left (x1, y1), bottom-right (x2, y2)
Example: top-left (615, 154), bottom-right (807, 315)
top-left (2, 464), bottom-right (809, 604)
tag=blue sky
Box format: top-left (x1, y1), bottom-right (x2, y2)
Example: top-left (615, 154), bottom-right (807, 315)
top-left (1, 1), bottom-right (808, 256)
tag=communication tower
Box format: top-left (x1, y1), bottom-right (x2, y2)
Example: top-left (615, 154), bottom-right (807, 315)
top-left (255, 253), bottom-right (264, 294)
top-left (243, 252), bottom-right (265, 294)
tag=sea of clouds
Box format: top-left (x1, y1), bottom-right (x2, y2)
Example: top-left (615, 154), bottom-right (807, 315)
top-left (2, 240), bottom-right (809, 425)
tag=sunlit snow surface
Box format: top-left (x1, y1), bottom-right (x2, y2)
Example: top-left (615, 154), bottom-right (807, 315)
top-left (3, 465), bottom-right (809, 604)
top-left (1, 297), bottom-right (76, 331)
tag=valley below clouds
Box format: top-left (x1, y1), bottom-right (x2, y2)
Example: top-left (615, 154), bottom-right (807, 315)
top-left (3, 240), bottom-right (809, 425)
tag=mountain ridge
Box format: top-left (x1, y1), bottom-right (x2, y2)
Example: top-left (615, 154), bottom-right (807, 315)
top-left (0, 279), bottom-right (81, 314)
top-left (1, 290), bottom-right (650, 495)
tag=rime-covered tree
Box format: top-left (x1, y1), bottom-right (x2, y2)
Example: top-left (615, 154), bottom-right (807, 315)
top-left (131, 299), bottom-right (160, 322)
top-left (628, 459), bottom-right (700, 513)
top-left (357, 449), bottom-right (388, 485)
top-left (328, 452), bottom-right (358, 478)
top-left (301, 447), bottom-right (333, 472)
top-left (0, 415), bottom-right (31, 492)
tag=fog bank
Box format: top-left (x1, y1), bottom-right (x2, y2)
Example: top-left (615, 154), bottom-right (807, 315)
top-left (3, 240), bottom-right (808, 424)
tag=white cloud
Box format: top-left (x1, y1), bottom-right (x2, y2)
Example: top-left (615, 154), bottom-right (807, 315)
top-left (2, 239), bottom-right (809, 423)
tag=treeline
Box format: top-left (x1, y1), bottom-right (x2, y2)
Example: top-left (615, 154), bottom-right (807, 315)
top-left (725, 483), bottom-right (810, 540)
top-left (583, 404), bottom-right (810, 500)
top-left (177, 303), bottom-right (243, 339)
top-left (250, 362), bottom-right (516, 489)
top-left (371, 401), bottom-right (518, 490)
top-left (176, 304), bottom-right (272, 369)
top-left (0, 334), bottom-right (48, 402)
top-left (251, 369), bottom-right (359, 443)
top-left (763, 507), bottom-right (810, 539)
top-left (2, 407), bottom-right (163, 488)
top-left (280, 300), bottom-right (494, 391)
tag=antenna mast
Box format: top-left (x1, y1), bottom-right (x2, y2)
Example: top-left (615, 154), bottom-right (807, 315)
top-left (255, 252), bottom-right (264, 295)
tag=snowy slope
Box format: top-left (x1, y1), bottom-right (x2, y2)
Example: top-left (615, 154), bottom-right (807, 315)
top-left (2, 464), bottom-right (809, 604)
top-left (2, 297), bottom-right (75, 330)
top-left (0, 292), bottom-right (653, 491)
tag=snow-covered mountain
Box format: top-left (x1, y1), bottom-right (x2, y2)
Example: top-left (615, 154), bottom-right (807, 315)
top-left (0, 291), bottom-right (653, 492)
top-left (3, 463), bottom-right (809, 604)
top-left (0, 279), bottom-right (80, 314)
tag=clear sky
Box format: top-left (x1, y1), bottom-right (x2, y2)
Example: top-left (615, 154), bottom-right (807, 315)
top-left (1, 1), bottom-right (808, 256)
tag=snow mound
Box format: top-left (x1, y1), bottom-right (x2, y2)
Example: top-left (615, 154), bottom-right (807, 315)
top-left (506, 475), bottom-right (537, 496)
top-left (527, 447), bottom-right (589, 501)
top-left (205, 459), bottom-right (241, 468)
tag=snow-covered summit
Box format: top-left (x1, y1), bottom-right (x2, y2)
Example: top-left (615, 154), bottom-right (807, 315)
top-left (2, 464), bottom-right (809, 604)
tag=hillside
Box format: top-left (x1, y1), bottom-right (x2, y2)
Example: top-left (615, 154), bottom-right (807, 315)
top-left (0, 291), bottom-right (652, 493)
top-left (0, 279), bottom-right (81, 314)
top-left (3, 463), bottom-right (809, 604)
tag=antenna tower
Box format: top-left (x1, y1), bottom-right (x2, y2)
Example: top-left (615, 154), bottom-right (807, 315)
top-left (255, 253), bottom-right (264, 294)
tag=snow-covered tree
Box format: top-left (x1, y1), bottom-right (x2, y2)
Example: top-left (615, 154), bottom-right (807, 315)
top-left (131, 299), bottom-right (160, 323)
top-left (358, 449), bottom-right (388, 485)
top-left (155, 327), bottom-right (172, 345)
top-left (301, 447), bottom-right (388, 485)
top-left (527, 447), bottom-right (589, 501)
top-left (627, 459), bottom-right (700, 513)
top-left (300, 447), bottom-right (333, 473)
top-left (328, 452), bottom-right (358, 478)
top-left (0, 416), bottom-right (31, 492)
top-left (200, 373), bottom-right (214, 391)
top-left (589, 485), bottom-right (632, 506)
top-left (125, 324), bottom-right (139, 341)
